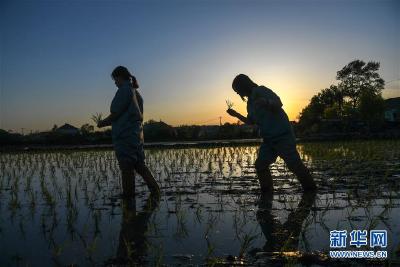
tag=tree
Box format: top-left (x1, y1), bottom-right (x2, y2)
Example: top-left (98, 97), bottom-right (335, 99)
top-left (323, 103), bottom-right (341, 119)
top-left (358, 91), bottom-right (385, 131)
top-left (298, 59), bottom-right (385, 134)
top-left (52, 124), bottom-right (58, 132)
top-left (337, 60), bottom-right (384, 108)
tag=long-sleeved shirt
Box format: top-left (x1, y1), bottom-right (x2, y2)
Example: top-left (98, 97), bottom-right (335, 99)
top-left (247, 86), bottom-right (293, 139)
top-left (110, 81), bottom-right (144, 161)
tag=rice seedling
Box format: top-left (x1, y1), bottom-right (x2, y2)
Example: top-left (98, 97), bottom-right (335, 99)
top-left (40, 176), bottom-right (56, 208)
top-left (225, 99), bottom-right (234, 109)
top-left (29, 190), bottom-right (36, 216)
top-left (8, 191), bottom-right (21, 217)
top-left (151, 243), bottom-right (164, 267)
top-left (0, 140), bottom-right (400, 266)
top-left (91, 112), bottom-right (103, 125)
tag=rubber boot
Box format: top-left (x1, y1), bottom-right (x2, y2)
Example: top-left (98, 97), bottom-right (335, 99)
top-left (121, 167), bottom-right (135, 199)
top-left (135, 164), bottom-right (160, 195)
top-left (290, 163), bottom-right (317, 191)
top-left (257, 168), bottom-right (273, 193)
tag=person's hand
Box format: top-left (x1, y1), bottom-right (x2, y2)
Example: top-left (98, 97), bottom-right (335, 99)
top-left (97, 120), bottom-right (105, 128)
top-left (226, 108), bottom-right (239, 117)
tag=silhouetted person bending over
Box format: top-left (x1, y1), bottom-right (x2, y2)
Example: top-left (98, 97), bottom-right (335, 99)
top-left (227, 74), bottom-right (316, 192)
top-left (98, 66), bottom-right (160, 197)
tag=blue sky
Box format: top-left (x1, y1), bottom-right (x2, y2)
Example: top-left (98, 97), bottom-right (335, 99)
top-left (1, 0), bottom-right (399, 132)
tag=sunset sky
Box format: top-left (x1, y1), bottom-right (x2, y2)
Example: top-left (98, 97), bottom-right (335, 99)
top-left (1, 0), bottom-right (399, 133)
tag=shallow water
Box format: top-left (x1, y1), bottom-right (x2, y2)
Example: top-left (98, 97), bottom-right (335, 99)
top-left (0, 140), bottom-right (399, 266)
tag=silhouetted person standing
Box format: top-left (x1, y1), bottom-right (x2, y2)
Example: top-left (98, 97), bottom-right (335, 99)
top-left (98, 66), bottom-right (160, 197)
top-left (227, 74), bottom-right (316, 192)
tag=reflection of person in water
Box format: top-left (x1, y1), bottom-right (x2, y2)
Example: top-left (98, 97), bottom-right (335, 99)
top-left (257, 191), bottom-right (316, 252)
top-left (113, 194), bottom-right (160, 265)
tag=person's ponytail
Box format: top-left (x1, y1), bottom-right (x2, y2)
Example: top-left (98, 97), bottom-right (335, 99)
top-left (130, 74), bottom-right (139, 89)
top-left (111, 65), bottom-right (139, 89)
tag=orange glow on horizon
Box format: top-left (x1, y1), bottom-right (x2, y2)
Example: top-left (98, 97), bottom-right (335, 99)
top-left (145, 94), bottom-right (309, 127)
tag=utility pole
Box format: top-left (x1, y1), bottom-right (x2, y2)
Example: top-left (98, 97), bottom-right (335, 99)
top-left (21, 128), bottom-right (24, 135)
top-left (219, 116), bottom-right (222, 126)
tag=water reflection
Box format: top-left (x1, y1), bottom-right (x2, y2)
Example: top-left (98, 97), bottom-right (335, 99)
top-left (1, 142), bottom-right (399, 265)
top-left (106, 193), bottom-right (159, 266)
top-left (257, 191), bottom-right (316, 252)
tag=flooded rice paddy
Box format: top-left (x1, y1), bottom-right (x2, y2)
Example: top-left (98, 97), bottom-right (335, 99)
top-left (0, 140), bottom-right (400, 266)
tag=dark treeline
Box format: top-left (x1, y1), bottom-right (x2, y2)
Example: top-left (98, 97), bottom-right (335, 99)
top-left (0, 121), bottom-right (260, 146)
top-left (297, 59), bottom-right (399, 136)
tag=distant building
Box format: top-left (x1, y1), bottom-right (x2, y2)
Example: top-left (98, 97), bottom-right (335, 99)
top-left (384, 97), bottom-right (400, 122)
top-left (56, 123), bottom-right (79, 135)
top-left (144, 120), bottom-right (177, 140)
